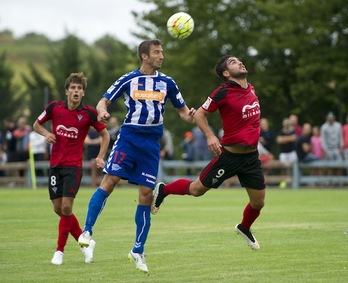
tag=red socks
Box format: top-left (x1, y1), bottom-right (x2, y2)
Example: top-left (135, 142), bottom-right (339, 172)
top-left (57, 215), bottom-right (73, 252)
top-left (241, 203), bottom-right (261, 230)
top-left (163, 179), bottom-right (192, 196)
top-left (70, 214), bottom-right (83, 241)
top-left (56, 214), bottom-right (83, 252)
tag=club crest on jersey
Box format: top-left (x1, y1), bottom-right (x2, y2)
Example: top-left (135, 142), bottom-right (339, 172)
top-left (77, 114), bottom-right (83, 121)
top-left (155, 81), bottom-right (166, 91)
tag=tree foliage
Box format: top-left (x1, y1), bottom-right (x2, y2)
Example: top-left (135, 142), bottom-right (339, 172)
top-left (1, 0), bottom-right (347, 156)
top-left (134, 0), bottom-right (348, 133)
top-left (0, 52), bottom-right (22, 123)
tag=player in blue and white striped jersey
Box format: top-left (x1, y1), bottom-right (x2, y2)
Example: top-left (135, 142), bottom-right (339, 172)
top-left (78, 39), bottom-right (196, 273)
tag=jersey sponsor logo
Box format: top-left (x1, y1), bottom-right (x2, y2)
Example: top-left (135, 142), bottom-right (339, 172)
top-left (56, 125), bottom-right (78, 139)
top-left (132, 83), bottom-right (143, 87)
top-left (242, 102), bottom-right (260, 119)
top-left (202, 97), bottom-right (212, 110)
top-left (131, 90), bottom-right (164, 101)
top-left (38, 110), bottom-right (46, 121)
top-left (107, 85), bottom-right (116, 94)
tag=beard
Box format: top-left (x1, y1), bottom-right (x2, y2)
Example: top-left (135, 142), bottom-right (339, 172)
top-left (233, 70), bottom-right (248, 79)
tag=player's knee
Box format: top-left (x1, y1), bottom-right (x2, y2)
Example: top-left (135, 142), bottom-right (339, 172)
top-left (61, 205), bottom-right (72, 216)
top-left (53, 207), bottom-right (61, 216)
top-left (251, 200), bottom-right (265, 210)
top-left (189, 185), bottom-right (208, 197)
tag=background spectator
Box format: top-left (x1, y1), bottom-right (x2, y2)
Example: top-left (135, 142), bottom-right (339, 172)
top-left (289, 114), bottom-right (303, 137)
top-left (107, 117), bottom-right (119, 156)
top-left (320, 112), bottom-right (343, 161)
top-left (259, 117), bottom-right (275, 154)
top-left (180, 131), bottom-right (194, 162)
top-left (257, 140), bottom-right (274, 176)
top-left (3, 117), bottom-right (17, 163)
top-left (84, 127), bottom-right (102, 161)
top-left (342, 115), bottom-right (348, 161)
top-left (180, 131), bottom-right (194, 175)
top-left (13, 116), bottom-right (31, 162)
top-left (192, 126), bottom-right (212, 161)
top-left (277, 118), bottom-right (297, 165)
top-left (29, 130), bottom-right (48, 176)
top-left (160, 128), bottom-right (174, 160)
top-left (320, 112), bottom-right (344, 178)
top-left (276, 118), bottom-right (297, 187)
top-left (0, 145), bottom-right (7, 176)
top-left (295, 123), bottom-right (319, 163)
top-left (310, 126), bottom-right (324, 160)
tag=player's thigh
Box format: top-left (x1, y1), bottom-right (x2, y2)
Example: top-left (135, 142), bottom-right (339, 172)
top-left (61, 167), bottom-right (82, 197)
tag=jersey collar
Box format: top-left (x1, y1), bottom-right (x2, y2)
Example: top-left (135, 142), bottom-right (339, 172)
top-left (64, 100), bottom-right (84, 111)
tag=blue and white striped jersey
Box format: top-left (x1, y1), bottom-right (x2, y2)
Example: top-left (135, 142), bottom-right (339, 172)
top-left (104, 69), bottom-right (186, 129)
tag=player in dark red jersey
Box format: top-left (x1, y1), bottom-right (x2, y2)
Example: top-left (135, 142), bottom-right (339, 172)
top-left (33, 72), bottom-right (110, 265)
top-left (152, 55), bottom-right (266, 250)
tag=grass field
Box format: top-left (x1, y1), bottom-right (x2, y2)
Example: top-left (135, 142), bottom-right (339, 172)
top-left (0, 187), bottom-right (347, 282)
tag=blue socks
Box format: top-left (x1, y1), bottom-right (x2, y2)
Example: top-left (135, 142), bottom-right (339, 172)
top-left (83, 189), bottom-right (151, 255)
top-left (132, 205), bottom-right (151, 254)
top-left (83, 188), bottom-right (109, 235)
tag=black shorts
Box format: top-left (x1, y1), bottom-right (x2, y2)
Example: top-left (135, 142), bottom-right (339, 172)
top-left (199, 148), bottom-right (266, 190)
top-left (48, 167), bottom-right (83, 200)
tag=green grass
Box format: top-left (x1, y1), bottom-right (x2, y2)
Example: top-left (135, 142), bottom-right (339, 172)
top-left (0, 187), bottom-right (347, 282)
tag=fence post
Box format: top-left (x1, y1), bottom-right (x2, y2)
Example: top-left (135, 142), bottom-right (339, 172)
top-left (292, 160), bottom-right (299, 190)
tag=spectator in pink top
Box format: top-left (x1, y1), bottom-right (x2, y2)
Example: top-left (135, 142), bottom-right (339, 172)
top-left (342, 115), bottom-right (348, 161)
top-left (310, 126), bottom-right (323, 160)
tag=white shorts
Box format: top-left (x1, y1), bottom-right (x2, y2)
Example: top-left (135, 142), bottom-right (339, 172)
top-left (279, 150), bottom-right (298, 164)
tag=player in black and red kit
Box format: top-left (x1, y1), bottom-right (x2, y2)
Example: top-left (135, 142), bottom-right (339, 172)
top-left (152, 55), bottom-right (266, 250)
top-left (33, 73), bottom-right (110, 265)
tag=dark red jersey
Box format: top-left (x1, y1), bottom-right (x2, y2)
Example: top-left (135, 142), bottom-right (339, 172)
top-left (201, 81), bottom-right (261, 147)
top-left (37, 100), bottom-right (106, 167)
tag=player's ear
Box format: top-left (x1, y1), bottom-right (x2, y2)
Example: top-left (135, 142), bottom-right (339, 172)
top-left (222, 70), bottom-right (229, 78)
top-left (141, 52), bottom-right (148, 61)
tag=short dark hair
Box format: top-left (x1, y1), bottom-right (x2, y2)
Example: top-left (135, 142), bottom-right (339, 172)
top-left (64, 72), bottom-right (87, 90)
top-left (215, 55), bottom-right (233, 81)
top-left (138, 39), bottom-right (162, 62)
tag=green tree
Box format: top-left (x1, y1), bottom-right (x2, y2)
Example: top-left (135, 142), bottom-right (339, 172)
top-left (21, 62), bottom-right (53, 125)
top-left (134, 0), bottom-right (348, 135)
top-left (0, 52), bottom-right (22, 127)
top-left (47, 35), bottom-right (84, 99)
top-left (88, 35), bottom-right (137, 115)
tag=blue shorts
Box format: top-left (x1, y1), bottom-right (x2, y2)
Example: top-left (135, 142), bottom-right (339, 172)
top-left (103, 126), bottom-right (160, 189)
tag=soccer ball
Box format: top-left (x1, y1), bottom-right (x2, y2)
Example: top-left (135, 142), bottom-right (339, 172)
top-left (167, 12), bottom-right (194, 39)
